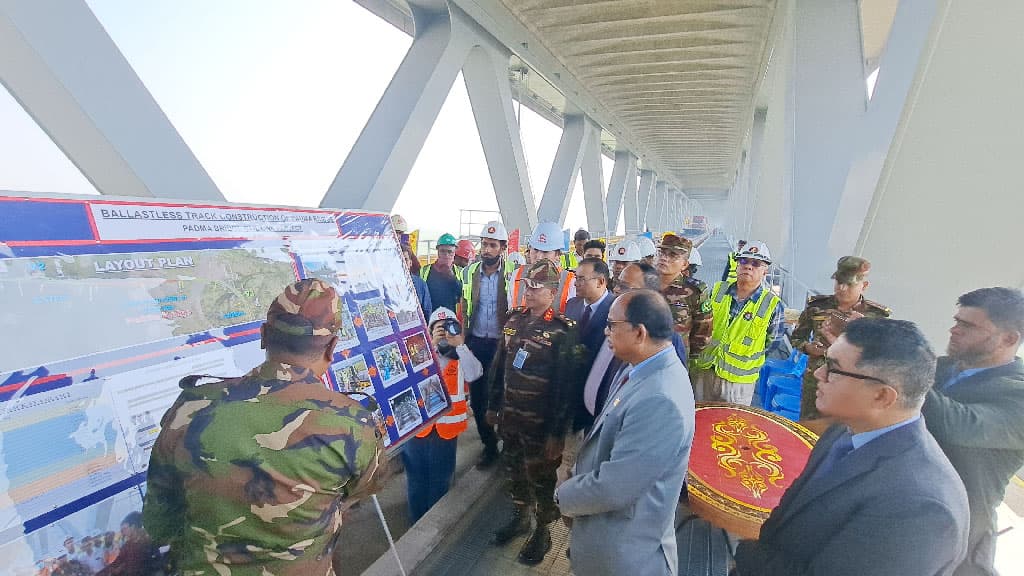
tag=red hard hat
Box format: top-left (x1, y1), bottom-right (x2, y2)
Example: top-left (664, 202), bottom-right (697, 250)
top-left (455, 239), bottom-right (475, 260)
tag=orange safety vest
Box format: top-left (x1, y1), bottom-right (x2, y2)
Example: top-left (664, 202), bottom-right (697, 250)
top-left (508, 266), bottom-right (574, 313)
top-left (417, 359), bottom-right (468, 440)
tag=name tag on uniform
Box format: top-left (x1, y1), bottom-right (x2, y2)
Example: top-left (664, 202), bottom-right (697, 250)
top-left (513, 348), bottom-right (529, 369)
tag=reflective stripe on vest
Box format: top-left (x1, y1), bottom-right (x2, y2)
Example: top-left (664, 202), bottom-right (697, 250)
top-left (510, 266), bottom-right (573, 314)
top-left (462, 259), bottom-right (514, 320)
top-left (726, 253), bottom-right (738, 283)
top-left (417, 360), bottom-right (467, 440)
top-left (421, 263), bottom-right (463, 282)
top-left (561, 251), bottom-right (580, 271)
top-left (696, 281), bottom-right (780, 384)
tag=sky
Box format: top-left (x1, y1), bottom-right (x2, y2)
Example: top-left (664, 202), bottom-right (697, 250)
top-left (0, 0), bottom-right (619, 244)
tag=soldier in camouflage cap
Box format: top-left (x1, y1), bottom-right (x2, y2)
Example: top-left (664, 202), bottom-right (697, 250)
top-left (792, 256), bottom-right (891, 420)
top-left (656, 233), bottom-right (713, 356)
top-left (486, 259), bottom-right (584, 565)
top-left (143, 278), bottom-right (385, 576)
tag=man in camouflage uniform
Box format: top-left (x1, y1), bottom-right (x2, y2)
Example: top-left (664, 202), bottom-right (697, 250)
top-left (656, 233), bottom-right (713, 358)
top-left (791, 256), bottom-right (891, 419)
top-left (143, 279), bottom-right (385, 576)
top-left (486, 260), bottom-right (584, 565)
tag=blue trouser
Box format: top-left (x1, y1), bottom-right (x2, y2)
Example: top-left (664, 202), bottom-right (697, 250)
top-left (401, 429), bottom-right (458, 523)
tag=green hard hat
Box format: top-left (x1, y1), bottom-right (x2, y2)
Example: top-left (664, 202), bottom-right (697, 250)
top-left (437, 233), bottom-right (457, 247)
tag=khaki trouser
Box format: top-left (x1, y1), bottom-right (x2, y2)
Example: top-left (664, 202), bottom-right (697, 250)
top-left (692, 367), bottom-right (755, 406)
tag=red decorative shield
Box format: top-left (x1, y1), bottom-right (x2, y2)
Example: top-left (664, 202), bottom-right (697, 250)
top-left (687, 402), bottom-right (818, 539)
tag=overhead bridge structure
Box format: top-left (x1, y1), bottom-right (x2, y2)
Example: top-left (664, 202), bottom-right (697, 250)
top-left (3, 0), bottom-right (1021, 345)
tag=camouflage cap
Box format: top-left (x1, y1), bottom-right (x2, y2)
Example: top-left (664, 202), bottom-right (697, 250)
top-left (832, 256), bottom-right (871, 284)
top-left (659, 232), bottom-right (693, 255)
top-left (266, 278), bottom-right (343, 342)
top-left (521, 259), bottom-right (560, 289)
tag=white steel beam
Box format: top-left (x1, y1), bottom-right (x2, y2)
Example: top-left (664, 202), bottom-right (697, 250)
top-left (462, 40), bottom-right (537, 234)
top-left (605, 150), bottom-right (636, 237)
top-left (0, 0), bottom-right (223, 200)
top-left (580, 120), bottom-right (606, 234)
top-left (536, 114), bottom-right (593, 225)
top-left (321, 0), bottom-right (472, 211)
top-left (636, 169), bottom-right (656, 233)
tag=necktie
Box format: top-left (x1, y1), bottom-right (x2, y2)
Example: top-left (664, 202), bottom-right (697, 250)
top-left (807, 432), bottom-right (854, 483)
top-left (580, 304), bottom-right (593, 333)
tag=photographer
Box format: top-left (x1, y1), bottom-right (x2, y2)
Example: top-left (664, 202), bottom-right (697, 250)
top-left (401, 307), bottom-right (483, 523)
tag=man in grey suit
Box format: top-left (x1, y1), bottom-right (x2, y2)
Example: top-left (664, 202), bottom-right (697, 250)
top-left (555, 289), bottom-right (694, 576)
top-left (735, 318), bottom-right (969, 576)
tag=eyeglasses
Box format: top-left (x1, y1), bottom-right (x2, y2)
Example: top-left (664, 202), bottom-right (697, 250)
top-left (657, 249), bottom-right (687, 260)
top-left (604, 319), bottom-right (633, 332)
top-left (736, 258), bottom-right (767, 268)
top-left (823, 356), bottom-right (887, 384)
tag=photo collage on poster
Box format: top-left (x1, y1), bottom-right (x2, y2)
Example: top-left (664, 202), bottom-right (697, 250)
top-left (296, 216), bottom-right (451, 451)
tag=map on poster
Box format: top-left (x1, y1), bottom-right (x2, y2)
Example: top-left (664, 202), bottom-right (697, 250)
top-left (0, 194), bottom-right (449, 575)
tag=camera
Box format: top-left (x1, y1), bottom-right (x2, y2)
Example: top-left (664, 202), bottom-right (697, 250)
top-left (436, 319), bottom-right (462, 355)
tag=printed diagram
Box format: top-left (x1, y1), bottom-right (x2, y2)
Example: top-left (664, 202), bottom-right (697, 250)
top-left (389, 388), bottom-right (423, 436)
top-left (403, 332), bottom-right (433, 372)
top-left (332, 354), bottom-right (374, 395)
top-left (418, 375), bottom-right (448, 417)
top-left (357, 296), bottom-right (394, 342)
top-left (342, 251), bottom-right (379, 294)
top-left (372, 342), bottom-right (408, 388)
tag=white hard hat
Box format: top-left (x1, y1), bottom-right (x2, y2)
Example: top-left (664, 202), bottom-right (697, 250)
top-left (479, 220), bottom-right (509, 242)
top-left (608, 241), bottom-right (641, 262)
top-left (635, 235), bottom-right (657, 257)
top-left (736, 240), bottom-right (772, 264)
top-left (530, 222), bottom-right (564, 251)
top-left (390, 214), bottom-right (409, 234)
top-left (690, 248), bottom-right (702, 266)
top-left (508, 252), bottom-right (526, 267)
top-left (428, 307), bottom-right (457, 327)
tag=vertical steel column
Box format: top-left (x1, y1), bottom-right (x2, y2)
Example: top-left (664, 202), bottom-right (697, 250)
top-left (462, 40), bottom-right (537, 234)
top-left (606, 151), bottom-right (637, 237)
top-left (536, 114), bottom-right (593, 225)
top-left (635, 169), bottom-right (656, 233)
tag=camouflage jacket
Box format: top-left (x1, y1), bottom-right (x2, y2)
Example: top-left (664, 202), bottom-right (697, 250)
top-left (488, 307), bottom-right (584, 440)
top-left (143, 361), bottom-right (383, 576)
top-left (662, 273), bottom-right (713, 355)
top-left (791, 294), bottom-right (892, 373)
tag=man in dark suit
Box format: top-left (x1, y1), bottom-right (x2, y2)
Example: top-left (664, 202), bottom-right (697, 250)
top-left (923, 287), bottom-right (1024, 576)
top-left (565, 258), bottom-right (615, 360)
top-left (560, 257), bottom-right (615, 483)
top-left (735, 318), bottom-right (969, 576)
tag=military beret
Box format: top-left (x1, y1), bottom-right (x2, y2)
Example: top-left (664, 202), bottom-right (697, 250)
top-left (266, 278), bottom-right (343, 342)
top-left (659, 233), bottom-right (693, 255)
top-left (521, 259), bottom-right (560, 288)
top-left (832, 256), bottom-right (871, 284)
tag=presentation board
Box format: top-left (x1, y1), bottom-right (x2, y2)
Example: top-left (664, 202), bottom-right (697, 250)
top-left (0, 193), bottom-right (448, 574)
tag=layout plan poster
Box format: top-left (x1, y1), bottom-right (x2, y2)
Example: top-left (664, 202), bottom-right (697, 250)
top-left (0, 194), bottom-right (448, 574)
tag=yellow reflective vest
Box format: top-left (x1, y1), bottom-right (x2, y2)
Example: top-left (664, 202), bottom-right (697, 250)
top-left (695, 281), bottom-right (781, 384)
top-left (460, 259), bottom-right (515, 324)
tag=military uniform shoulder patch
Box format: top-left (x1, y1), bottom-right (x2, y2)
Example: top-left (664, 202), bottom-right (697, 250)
top-left (807, 294), bottom-right (832, 306)
top-left (700, 300), bottom-right (713, 314)
top-left (508, 306), bottom-right (529, 317)
top-left (862, 299), bottom-right (892, 316)
top-left (553, 313), bottom-right (575, 328)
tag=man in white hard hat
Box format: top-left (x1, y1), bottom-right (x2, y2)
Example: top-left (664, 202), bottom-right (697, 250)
top-left (608, 240), bottom-right (642, 281)
top-left (692, 241), bottom-right (786, 405)
top-left (635, 235), bottom-right (657, 266)
top-left (508, 222), bottom-right (576, 314)
top-left (461, 221), bottom-right (517, 468)
top-left (687, 248), bottom-right (702, 278)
